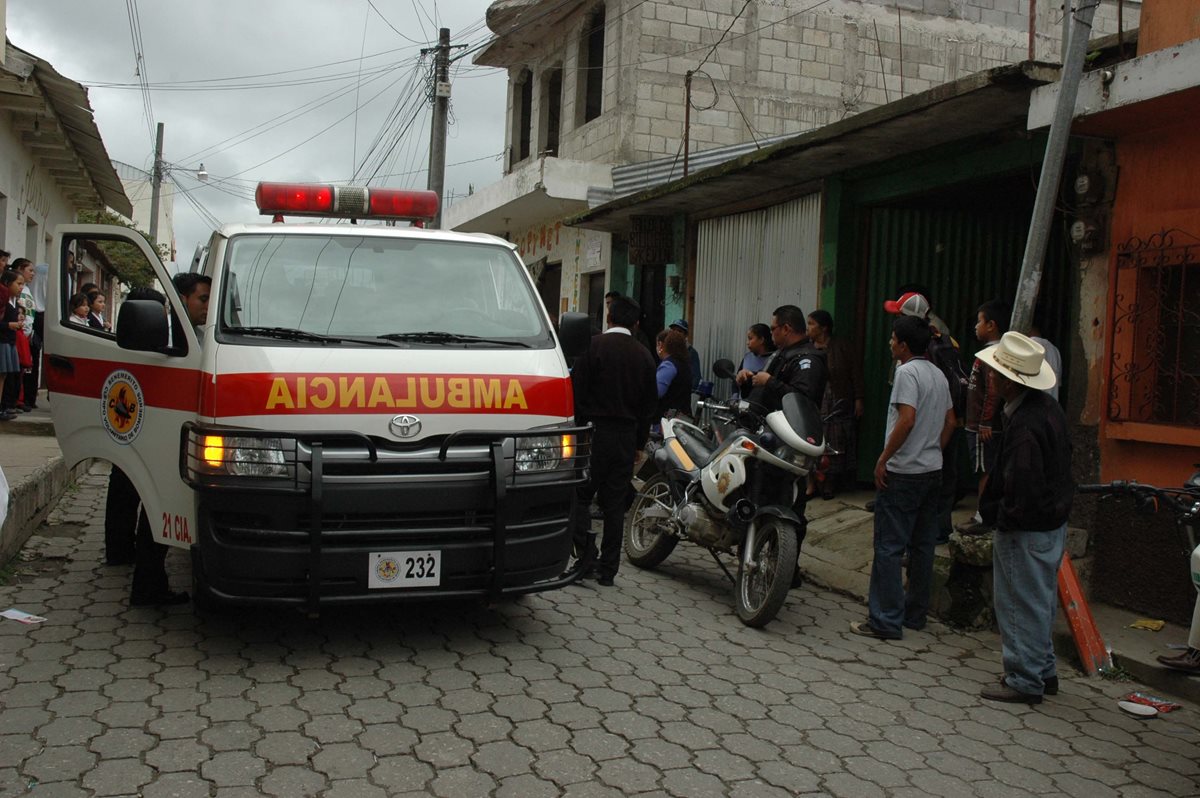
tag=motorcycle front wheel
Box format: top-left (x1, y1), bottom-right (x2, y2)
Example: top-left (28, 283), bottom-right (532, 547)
top-left (735, 517), bottom-right (798, 627)
top-left (623, 473), bottom-right (679, 569)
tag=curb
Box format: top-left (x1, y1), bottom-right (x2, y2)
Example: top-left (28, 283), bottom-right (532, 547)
top-left (0, 456), bottom-right (92, 566)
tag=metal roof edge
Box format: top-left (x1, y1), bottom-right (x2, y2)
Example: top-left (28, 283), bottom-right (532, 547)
top-left (565, 60), bottom-right (1060, 228)
top-left (7, 40), bottom-right (133, 217)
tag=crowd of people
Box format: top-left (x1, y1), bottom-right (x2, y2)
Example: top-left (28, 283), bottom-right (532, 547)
top-left (567, 285), bottom-right (1074, 706)
top-left (0, 253), bottom-right (46, 420)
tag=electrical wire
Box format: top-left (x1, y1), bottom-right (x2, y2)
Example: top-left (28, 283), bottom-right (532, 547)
top-left (366, 0), bottom-right (429, 45)
top-left (124, 0), bottom-right (155, 143)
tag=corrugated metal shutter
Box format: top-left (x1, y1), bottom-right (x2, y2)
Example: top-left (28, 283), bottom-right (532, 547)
top-left (693, 193), bottom-right (822, 383)
top-left (856, 205), bottom-right (1072, 481)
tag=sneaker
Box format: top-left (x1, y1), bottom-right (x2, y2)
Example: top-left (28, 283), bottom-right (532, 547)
top-left (1156, 647), bottom-right (1200, 674)
top-left (849, 620), bottom-right (900, 640)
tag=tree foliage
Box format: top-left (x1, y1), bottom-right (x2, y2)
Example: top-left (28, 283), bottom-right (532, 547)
top-left (76, 210), bottom-right (167, 288)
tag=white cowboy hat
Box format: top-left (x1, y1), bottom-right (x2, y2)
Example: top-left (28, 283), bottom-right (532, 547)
top-left (977, 331), bottom-right (1057, 391)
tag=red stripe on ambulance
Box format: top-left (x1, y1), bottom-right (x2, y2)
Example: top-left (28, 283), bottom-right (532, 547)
top-left (46, 357), bottom-right (202, 413)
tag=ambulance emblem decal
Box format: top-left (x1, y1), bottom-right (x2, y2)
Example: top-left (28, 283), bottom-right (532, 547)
top-left (375, 556), bottom-right (400, 583)
top-left (390, 414), bottom-right (421, 438)
top-left (102, 370), bottom-right (145, 445)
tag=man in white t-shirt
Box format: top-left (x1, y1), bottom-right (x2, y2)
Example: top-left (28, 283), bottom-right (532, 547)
top-left (851, 315), bottom-right (956, 640)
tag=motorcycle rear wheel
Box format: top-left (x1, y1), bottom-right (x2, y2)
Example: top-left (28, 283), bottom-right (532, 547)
top-left (735, 517), bottom-right (798, 627)
top-left (624, 474), bottom-right (679, 569)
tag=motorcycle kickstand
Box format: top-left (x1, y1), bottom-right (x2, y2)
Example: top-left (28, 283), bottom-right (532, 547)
top-left (708, 548), bottom-right (736, 585)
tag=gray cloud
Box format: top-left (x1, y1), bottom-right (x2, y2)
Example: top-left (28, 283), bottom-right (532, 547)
top-left (9, 0), bottom-right (505, 263)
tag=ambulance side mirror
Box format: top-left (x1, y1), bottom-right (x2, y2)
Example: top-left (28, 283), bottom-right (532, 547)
top-left (116, 300), bottom-right (170, 352)
top-left (558, 312), bottom-right (591, 358)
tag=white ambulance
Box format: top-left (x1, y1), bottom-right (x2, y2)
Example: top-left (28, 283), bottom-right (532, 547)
top-left (47, 183), bottom-right (592, 610)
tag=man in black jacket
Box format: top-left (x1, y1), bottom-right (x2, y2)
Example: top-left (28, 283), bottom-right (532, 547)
top-left (977, 332), bottom-right (1072, 704)
top-left (735, 304), bottom-right (827, 587)
top-left (569, 295), bottom-right (658, 586)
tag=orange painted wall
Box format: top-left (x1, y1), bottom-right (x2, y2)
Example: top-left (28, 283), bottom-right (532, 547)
top-left (1099, 113), bottom-right (1200, 485)
top-left (1138, 0), bottom-right (1200, 52)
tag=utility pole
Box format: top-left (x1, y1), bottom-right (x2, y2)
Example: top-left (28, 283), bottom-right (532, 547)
top-left (427, 28), bottom-right (451, 229)
top-left (148, 121), bottom-right (164, 247)
top-left (1010, 0), bottom-right (1100, 333)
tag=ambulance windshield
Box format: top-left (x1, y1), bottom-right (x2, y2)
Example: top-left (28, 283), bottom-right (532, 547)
top-left (218, 234), bottom-right (553, 347)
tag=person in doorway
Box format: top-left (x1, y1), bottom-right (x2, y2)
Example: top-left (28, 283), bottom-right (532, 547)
top-left (567, 295), bottom-right (657, 587)
top-left (107, 287), bottom-right (189, 605)
top-left (959, 299), bottom-right (1009, 535)
top-left (977, 332), bottom-right (1071, 703)
top-left (0, 270), bottom-right (25, 420)
top-left (807, 309), bottom-right (864, 499)
top-left (851, 314), bottom-right (955, 640)
top-left (172, 272), bottom-right (212, 332)
top-left (732, 323), bottom-right (775, 399)
top-left (669, 319), bottom-right (703, 389)
top-left (654, 329), bottom-right (693, 421)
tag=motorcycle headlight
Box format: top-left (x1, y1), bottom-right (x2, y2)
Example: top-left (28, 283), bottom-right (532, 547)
top-left (774, 444), bottom-right (814, 470)
top-left (197, 434), bottom-right (293, 478)
top-left (515, 434), bottom-right (575, 472)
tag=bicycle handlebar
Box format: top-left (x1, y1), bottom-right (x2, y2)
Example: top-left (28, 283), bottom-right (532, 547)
top-left (1077, 480), bottom-right (1200, 516)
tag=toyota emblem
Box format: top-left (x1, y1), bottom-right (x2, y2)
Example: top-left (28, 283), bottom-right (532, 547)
top-left (390, 414), bottom-right (422, 438)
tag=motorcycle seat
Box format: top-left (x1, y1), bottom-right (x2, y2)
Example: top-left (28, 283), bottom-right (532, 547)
top-left (676, 427), bottom-right (716, 466)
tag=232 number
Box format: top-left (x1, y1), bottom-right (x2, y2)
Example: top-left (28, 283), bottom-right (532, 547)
top-left (405, 555), bottom-right (436, 580)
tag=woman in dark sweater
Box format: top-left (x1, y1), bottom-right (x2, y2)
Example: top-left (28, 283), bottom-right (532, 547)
top-left (807, 310), bottom-right (864, 498)
top-left (654, 329), bottom-right (693, 420)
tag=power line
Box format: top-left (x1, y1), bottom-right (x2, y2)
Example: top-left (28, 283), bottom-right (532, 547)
top-left (366, 0), bottom-right (428, 45)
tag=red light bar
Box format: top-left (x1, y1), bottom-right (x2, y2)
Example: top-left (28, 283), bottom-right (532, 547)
top-left (255, 182), bottom-right (438, 221)
top-left (369, 189), bottom-right (439, 220)
top-left (255, 183), bottom-right (333, 215)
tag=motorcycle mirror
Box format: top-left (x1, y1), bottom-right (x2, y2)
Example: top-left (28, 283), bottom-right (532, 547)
top-left (1186, 468), bottom-right (1200, 490)
top-left (712, 359), bottom-right (736, 380)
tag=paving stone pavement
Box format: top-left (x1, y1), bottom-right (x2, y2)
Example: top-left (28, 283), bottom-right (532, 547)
top-left (1, 469), bottom-right (1198, 797)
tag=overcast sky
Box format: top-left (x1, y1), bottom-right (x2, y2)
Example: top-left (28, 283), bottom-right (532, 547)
top-left (9, 0), bottom-right (507, 267)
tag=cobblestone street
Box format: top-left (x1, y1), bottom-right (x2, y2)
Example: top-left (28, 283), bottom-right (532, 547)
top-left (1, 468), bottom-right (1198, 797)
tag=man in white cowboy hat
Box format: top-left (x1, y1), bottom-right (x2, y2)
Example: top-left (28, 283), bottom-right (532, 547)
top-left (976, 331), bottom-right (1073, 704)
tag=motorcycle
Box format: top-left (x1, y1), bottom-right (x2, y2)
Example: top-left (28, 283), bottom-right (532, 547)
top-left (624, 359), bottom-right (827, 627)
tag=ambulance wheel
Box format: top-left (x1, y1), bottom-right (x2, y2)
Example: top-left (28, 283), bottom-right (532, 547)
top-left (189, 549), bottom-right (219, 614)
top-left (624, 474), bottom-right (678, 569)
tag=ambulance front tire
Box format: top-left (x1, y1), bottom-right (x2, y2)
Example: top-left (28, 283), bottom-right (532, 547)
top-left (189, 548), bottom-right (220, 614)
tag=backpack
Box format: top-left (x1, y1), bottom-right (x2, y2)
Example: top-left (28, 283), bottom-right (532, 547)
top-left (927, 330), bottom-right (968, 417)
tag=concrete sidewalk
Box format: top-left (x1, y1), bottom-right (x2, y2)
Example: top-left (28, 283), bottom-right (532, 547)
top-left (800, 488), bottom-right (1200, 704)
top-left (0, 391), bottom-right (91, 565)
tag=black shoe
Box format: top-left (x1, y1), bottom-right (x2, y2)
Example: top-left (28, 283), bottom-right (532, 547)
top-left (864, 500), bottom-right (876, 512)
top-left (997, 673), bottom-right (1057, 695)
top-left (790, 568), bottom-right (804, 590)
top-left (981, 682), bottom-right (1042, 704)
top-left (18, 405), bottom-right (32, 413)
top-left (596, 576), bottom-right (615, 587)
top-left (130, 589), bottom-right (190, 607)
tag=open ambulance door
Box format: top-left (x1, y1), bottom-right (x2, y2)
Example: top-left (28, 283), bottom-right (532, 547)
top-left (46, 226), bottom-right (204, 549)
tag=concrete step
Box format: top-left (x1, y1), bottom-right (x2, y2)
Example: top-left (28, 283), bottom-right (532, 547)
top-left (1053, 602), bottom-right (1200, 706)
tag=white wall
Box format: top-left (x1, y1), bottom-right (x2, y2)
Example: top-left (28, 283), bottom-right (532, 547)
top-left (0, 122), bottom-right (80, 265)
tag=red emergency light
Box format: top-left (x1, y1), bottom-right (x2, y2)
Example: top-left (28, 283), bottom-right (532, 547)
top-left (254, 182), bottom-right (439, 222)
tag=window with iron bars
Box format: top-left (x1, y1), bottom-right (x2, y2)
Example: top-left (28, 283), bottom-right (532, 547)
top-left (1108, 230), bottom-right (1200, 427)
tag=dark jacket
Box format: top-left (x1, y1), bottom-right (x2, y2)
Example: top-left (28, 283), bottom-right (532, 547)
top-left (746, 339), bottom-right (828, 412)
top-left (980, 390), bottom-right (1074, 532)
top-left (572, 329), bottom-right (658, 449)
top-left (656, 355), bottom-right (692, 418)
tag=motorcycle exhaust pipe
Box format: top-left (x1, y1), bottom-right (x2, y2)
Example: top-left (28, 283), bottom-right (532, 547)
top-left (731, 499), bottom-right (755, 523)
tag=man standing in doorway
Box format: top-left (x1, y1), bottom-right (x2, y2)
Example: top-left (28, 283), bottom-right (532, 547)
top-left (852, 314), bottom-right (955, 640)
top-left (669, 318), bottom-right (703, 389)
top-left (568, 295), bottom-right (657, 586)
top-left (977, 332), bottom-right (1071, 704)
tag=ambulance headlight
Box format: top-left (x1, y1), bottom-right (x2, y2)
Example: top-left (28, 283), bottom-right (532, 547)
top-left (197, 434), bottom-right (293, 479)
top-left (515, 434), bottom-right (574, 472)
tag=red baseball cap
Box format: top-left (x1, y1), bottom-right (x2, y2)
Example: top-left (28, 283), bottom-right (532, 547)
top-left (883, 291), bottom-right (931, 318)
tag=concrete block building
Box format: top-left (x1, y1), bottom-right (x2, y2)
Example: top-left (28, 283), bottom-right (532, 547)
top-left (445, 0), bottom-right (1139, 334)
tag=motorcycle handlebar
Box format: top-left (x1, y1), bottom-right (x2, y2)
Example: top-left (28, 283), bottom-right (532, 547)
top-left (1078, 481), bottom-right (1199, 515)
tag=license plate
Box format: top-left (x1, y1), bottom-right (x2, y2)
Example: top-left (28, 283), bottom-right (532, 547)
top-left (368, 550), bottom-right (441, 589)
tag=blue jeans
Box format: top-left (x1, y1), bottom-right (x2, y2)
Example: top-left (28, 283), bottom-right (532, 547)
top-left (993, 524), bottom-right (1066, 695)
top-left (868, 470), bottom-right (941, 637)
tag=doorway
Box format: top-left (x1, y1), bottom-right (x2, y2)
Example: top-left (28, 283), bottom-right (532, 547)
top-left (537, 261), bottom-right (562, 325)
top-left (583, 271), bottom-right (606, 330)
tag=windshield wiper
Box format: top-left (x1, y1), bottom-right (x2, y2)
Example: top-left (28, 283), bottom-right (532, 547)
top-left (378, 331), bottom-right (531, 348)
top-left (224, 326), bottom-right (395, 346)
